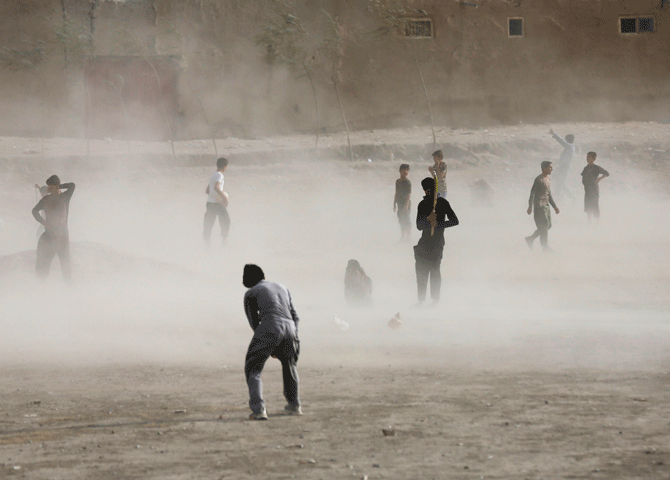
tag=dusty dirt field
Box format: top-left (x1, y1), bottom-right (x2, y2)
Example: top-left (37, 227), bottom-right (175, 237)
top-left (1, 122), bottom-right (670, 479)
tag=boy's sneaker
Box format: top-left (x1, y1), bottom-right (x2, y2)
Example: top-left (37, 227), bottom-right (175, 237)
top-left (249, 408), bottom-right (268, 420)
top-left (284, 404), bottom-right (303, 416)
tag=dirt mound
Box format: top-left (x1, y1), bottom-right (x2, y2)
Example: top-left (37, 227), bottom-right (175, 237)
top-left (0, 240), bottom-right (200, 287)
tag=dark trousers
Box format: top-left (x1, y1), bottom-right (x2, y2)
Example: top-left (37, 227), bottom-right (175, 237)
top-left (415, 255), bottom-right (442, 302)
top-left (36, 232), bottom-right (71, 280)
top-left (245, 330), bottom-right (300, 413)
top-left (203, 202), bottom-right (230, 243)
top-left (529, 205), bottom-right (552, 248)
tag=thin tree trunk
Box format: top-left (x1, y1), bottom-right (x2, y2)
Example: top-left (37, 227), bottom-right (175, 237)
top-left (333, 79), bottom-right (353, 161)
top-left (186, 77), bottom-right (218, 156)
top-left (411, 42), bottom-right (436, 150)
top-left (304, 65), bottom-right (319, 151)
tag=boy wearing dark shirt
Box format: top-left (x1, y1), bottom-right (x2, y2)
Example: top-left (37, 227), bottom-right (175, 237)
top-left (31, 175), bottom-right (75, 280)
top-left (243, 264), bottom-right (301, 420)
top-left (414, 177), bottom-right (459, 306)
top-left (581, 151), bottom-right (609, 223)
top-left (393, 164), bottom-right (412, 241)
top-left (525, 161), bottom-right (559, 252)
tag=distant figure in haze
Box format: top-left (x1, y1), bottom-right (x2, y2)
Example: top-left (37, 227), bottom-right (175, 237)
top-left (525, 161), bottom-right (560, 252)
top-left (203, 157), bottom-right (230, 247)
top-left (31, 175), bottom-right (75, 280)
top-left (413, 177), bottom-right (459, 307)
top-left (243, 264), bottom-right (302, 420)
top-left (581, 151), bottom-right (609, 223)
top-left (428, 150), bottom-right (448, 198)
top-left (548, 128), bottom-right (576, 200)
top-left (393, 163), bottom-right (412, 242)
top-left (344, 259), bottom-right (373, 307)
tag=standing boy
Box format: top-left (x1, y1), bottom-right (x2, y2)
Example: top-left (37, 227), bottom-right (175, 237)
top-left (414, 177), bottom-right (459, 307)
top-left (525, 161), bottom-right (560, 252)
top-left (243, 264), bottom-right (302, 420)
top-left (31, 175), bottom-right (75, 280)
top-left (428, 150), bottom-right (448, 198)
top-left (548, 128), bottom-right (576, 200)
top-left (393, 164), bottom-right (412, 241)
top-left (581, 151), bottom-right (609, 223)
top-left (203, 157), bottom-right (230, 246)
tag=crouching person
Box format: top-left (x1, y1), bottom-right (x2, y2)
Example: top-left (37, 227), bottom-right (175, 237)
top-left (243, 264), bottom-right (302, 420)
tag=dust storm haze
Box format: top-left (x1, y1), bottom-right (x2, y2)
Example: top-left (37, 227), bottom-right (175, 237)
top-left (1, 125), bottom-right (669, 373)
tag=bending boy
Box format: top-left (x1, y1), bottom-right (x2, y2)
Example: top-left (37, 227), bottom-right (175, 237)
top-left (243, 264), bottom-right (302, 420)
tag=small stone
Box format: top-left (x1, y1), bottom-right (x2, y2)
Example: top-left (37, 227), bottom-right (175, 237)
top-left (174, 409), bottom-right (187, 414)
top-left (12, 466), bottom-right (21, 471)
top-left (382, 427), bottom-right (395, 436)
top-left (464, 465), bottom-right (469, 469)
top-left (373, 463), bottom-right (381, 468)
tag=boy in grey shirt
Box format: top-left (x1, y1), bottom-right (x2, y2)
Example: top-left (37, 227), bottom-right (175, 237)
top-left (243, 264), bottom-right (302, 420)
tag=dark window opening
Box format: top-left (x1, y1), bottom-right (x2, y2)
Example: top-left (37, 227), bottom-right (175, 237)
top-left (404, 19), bottom-right (433, 38)
top-left (638, 17), bottom-right (654, 32)
top-left (620, 18), bottom-right (637, 33)
top-left (508, 18), bottom-right (524, 37)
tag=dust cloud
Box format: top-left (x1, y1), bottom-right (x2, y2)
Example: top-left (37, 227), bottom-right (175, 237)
top-left (1, 129), bottom-right (669, 373)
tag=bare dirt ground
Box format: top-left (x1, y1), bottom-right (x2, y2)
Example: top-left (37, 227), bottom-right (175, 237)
top-left (1, 122), bottom-right (670, 479)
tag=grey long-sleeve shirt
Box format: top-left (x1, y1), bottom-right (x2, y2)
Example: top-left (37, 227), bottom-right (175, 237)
top-left (244, 280), bottom-right (299, 335)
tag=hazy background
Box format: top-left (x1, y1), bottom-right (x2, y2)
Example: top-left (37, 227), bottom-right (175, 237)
top-left (1, 130), bottom-right (669, 372)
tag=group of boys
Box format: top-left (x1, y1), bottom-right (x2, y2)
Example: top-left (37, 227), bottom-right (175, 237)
top-left (28, 129), bottom-right (610, 421)
top-left (394, 150), bottom-right (460, 307)
top-left (525, 130), bottom-right (610, 251)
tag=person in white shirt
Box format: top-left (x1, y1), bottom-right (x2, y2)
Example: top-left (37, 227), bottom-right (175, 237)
top-left (203, 157), bottom-right (230, 246)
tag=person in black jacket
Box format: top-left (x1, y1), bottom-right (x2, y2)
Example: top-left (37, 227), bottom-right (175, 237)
top-left (31, 175), bottom-right (75, 281)
top-left (413, 177), bottom-right (459, 307)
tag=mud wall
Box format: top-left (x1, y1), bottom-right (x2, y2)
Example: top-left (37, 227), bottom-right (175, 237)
top-left (0, 0), bottom-right (668, 139)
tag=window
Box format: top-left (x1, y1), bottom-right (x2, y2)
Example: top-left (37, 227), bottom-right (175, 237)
top-left (620, 18), bottom-right (637, 33)
top-left (638, 17), bottom-right (654, 32)
top-left (404, 19), bottom-right (433, 38)
top-left (620, 17), bottom-right (655, 34)
top-left (508, 18), bottom-right (524, 37)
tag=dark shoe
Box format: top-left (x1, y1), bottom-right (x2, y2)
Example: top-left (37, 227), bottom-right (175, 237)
top-left (284, 404), bottom-right (303, 416)
top-left (249, 408), bottom-right (268, 420)
top-left (525, 236), bottom-right (533, 250)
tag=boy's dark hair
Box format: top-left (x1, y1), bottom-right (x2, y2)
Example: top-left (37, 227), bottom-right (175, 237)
top-left (541, 161), bottom-right (552, 170)
top-left (587, 151), bottom-right (597, 158)
top-left (216, 157), bottom-right (229, 170)
top-left (432, 150), bottom-right (443, 159)
top-left (46, 175), bottom-right (60, 186)
top-left (421, 177), bottom-right (435, 192)
top-left (399, 163), bottom-right (410, 171)
top-left (565, 134), bottom-right (575, 144)
top-left (243, 264), bottom-right (265, 288)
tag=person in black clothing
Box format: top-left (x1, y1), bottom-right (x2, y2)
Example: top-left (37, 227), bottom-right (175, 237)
top-left (393, 164), bottom-right (412, 241)
top-left (243, 264), bottom-right (302, 420)
top-left (31, 175), bottom-right (75, 280)
top-left (413, 177), bottom-right (459, 307)
top-left (581, 151), bottom-right (609, 223)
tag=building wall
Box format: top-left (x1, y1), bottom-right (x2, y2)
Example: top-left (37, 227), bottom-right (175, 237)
top-left (0, 0), bottom-right (668, 139)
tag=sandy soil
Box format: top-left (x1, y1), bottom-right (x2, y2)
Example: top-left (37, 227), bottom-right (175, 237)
top-left (1, 122), bottom-right (670, 478)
